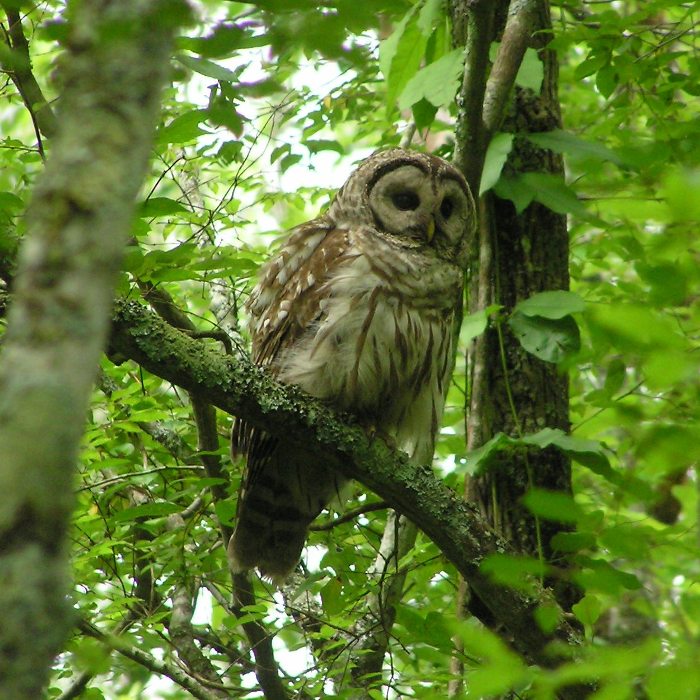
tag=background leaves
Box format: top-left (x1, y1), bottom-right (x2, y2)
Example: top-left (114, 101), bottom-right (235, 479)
top-left (1, 0), bottom-right (699, 698)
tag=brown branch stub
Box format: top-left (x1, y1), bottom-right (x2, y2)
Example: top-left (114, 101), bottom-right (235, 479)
top-left (168, 585), bottom-right (229, 698)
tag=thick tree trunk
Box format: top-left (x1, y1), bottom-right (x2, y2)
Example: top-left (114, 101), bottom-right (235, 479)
top-left (466, 0), bottom-right (576, 604)
top-left (0, 2), bottom-right (181, 697)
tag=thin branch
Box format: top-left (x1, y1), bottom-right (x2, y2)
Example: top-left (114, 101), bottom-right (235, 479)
top-left (453, 0), bottom-right (495, 194)
top-left (309, 500), bottom-right (389, 531)
top-left (57, 616), bottom-right (137, 700)
top-left (77, 465), bottom-right (205, 492)
top-left (349, 513), bottom-right (418, 688)
top-left (0, 6), bottom-right (58, 146)
top-left (482, 0), bottom-right (541, 136)
top-left (78, 619), bottom-right (225, 700)
top-left (232, 572), bottom-right (290, 700)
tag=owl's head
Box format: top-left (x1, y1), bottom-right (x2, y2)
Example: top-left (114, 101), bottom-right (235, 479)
top-left (330, 148), bottom-right (475, 265)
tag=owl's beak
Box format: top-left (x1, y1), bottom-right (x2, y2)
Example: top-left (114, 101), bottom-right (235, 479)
top-left (426, 217), bottom-right (435, 243)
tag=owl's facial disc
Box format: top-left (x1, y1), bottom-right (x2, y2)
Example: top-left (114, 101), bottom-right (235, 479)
top-left (368, 165), bottom-right (437, 243)
top-left (367, 164), bottom-right (470, 253)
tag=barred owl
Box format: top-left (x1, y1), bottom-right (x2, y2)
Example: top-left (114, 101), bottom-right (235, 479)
top-left (229, 148), bottom-right (475, 582)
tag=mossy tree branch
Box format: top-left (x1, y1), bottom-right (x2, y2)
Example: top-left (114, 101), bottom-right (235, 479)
top-left (109, 299), bottom-right (590, 693)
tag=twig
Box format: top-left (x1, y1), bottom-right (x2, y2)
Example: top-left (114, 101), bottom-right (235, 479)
top-left (309, 500), bottom-right (389, 531)
top-left (453, 0), bottom-right (495, 193)
top-left (78, 619), bottom-right (224, 700)
top-left (0, 6), bottom-right (58, 149)
top-left (399, 123), bottom-right (416, 149)
top-left (232, 572), bottom-right (290, 700)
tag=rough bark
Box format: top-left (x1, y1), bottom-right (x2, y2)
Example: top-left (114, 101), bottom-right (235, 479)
top-left (448, 1), bottom-right (581, 695)
top-left (466, 0), bottom-right (574, 580)
top-left (0, 2), bottom-right (186, 697)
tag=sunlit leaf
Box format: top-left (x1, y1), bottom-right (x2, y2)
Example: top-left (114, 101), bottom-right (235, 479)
top-left (515, 291), bottom-right (585, 320)
top-left (480, 132), bottom-right (514, 194)
top-left (516, 47), bottom-right (543, 91)
top-left (522, 488), bottom-right (582, 523)
top-left (508, 311), bottom-right (581, 363)
top-left (398, 48), bottom-right (464, 110)
top-left (176, 54), bottom-right (242, 81)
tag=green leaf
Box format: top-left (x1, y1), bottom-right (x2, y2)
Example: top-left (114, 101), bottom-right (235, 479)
top-left (460, 304), bottom-right (501, 344)
top-left (520, 428), bottom-right (614, 478)
top-left (602, 358), bottom-right (626, 396)
top-left (550, 531), bottom-right (596, 553)
top-left (156, 109), bottom-right (208, 145)
top-left (398, 48), bottom-right (464, 110)
top-left (663, 168), bottom-right (700, 223)
top-left (595, 63), bottom-right (618, 98)
top-left (178, 24), bottom-right (270, 58)
top-left (493, 175), bottom-right (535, 213)
top-left (508, 311), bottom-right (581, 363)
top-left (304, 139), bottom-right (344, 155)
top-left (480, 554), bottom-right (549, 593)
top-left (515, 290), bottom-right (585, 320)
top-left (320, 578), bottom-right (344, 616)
top-left (417, 0), bottom-right (443, 35)
top-left (0, 191), bottom-right (24, 212)
top-left (516, 47), bottom-right (543, 91)
top-left (526, 129), bottom-right (623, 166)
top-left (176, 54), bottom-right (241, 82)
top-left (112, 503), bottom-right (181, 521)
top-left (463, 433), bottom-right (513, 474)
top-left (574, 50), bottom-right (610, 80)
top-left (522, 488), bottom-right (582, 523)
top-left (380, 10), bottom-right (427, 112)
top-left (520, 172), bottom-right (590, 218)
top-left (480, 132), bottom-right (514, 195)
top-left (139, 197), bottom-right (188, 217)
top-left (214, 501), bottom-right (236, 527)
top-left (280, 153), bottom-right (302, 172)
top-left (574, 557), bottom-right (642, 594)
top-left (572, 594), bottom-right (602, 627)
top-left (534, 604), bottom-right (562, 634)
top-left (411, 97), bottom-right (438, 130)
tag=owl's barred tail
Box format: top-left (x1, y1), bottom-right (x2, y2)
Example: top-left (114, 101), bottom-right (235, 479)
top-left (227, 495), bottom-right (313, 584)
top-left (227, 452), bottom-right (347, 583)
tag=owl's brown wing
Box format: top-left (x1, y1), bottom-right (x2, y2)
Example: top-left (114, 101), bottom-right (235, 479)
top-left (231, 218), bottom-right (351, 453)
top-left (229, 220), bottom-right (354, 581)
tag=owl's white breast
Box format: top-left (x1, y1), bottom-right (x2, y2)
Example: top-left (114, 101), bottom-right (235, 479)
top-left (276, 232), bottom-right (458, 449)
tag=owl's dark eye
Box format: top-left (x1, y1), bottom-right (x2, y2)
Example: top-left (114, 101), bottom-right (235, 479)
top-left (391, 191), bottom-right (420, 211)
top-left (440, 197), bottom-right (454, 219)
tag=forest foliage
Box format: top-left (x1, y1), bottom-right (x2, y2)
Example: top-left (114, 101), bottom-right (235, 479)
top-left (1, 0), bottom-right (700, 698)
